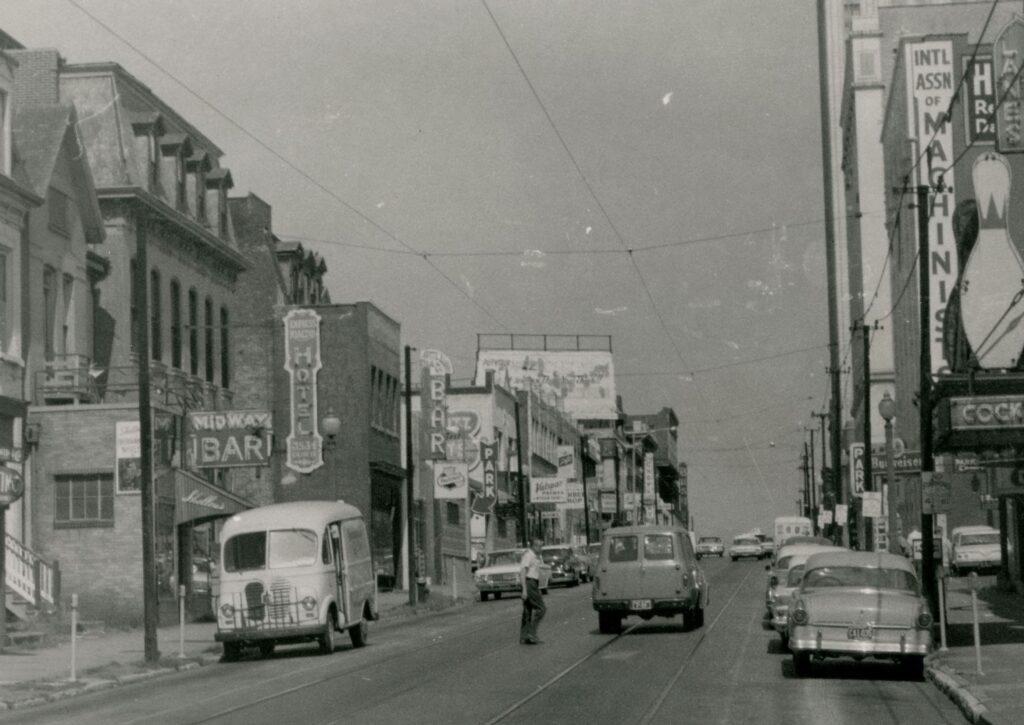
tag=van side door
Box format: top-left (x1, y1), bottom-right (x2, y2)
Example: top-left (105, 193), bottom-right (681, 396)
top-left (340, 518), bottom-right (374, 620)
top-left (327, 522), bottom-right (349, 624)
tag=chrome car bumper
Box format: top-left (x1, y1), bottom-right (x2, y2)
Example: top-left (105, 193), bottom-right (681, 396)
top-left (215, 623), bottom-right (327, 644)
top-left (789, 625), bottom-right (931, 656)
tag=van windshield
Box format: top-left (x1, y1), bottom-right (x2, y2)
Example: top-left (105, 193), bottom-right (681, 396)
top-left (223, 529), bottom-right (318, 572)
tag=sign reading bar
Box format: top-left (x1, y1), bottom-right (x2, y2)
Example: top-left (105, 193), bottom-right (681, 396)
top-left (188, 410), bottom-right (272, 468)
top-left (283, 308), bottom-right (323, 473)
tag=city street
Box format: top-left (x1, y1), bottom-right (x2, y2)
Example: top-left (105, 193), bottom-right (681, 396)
top-left (1, 558), bottom-right (965, 725)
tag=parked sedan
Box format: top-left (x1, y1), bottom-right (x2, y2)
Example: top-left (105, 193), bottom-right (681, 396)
top-left (950, 525), bottom-right (1001, 576)
top-left (764, 544), bottom-right (846, 643)
top-left (788, 550), bottom-right (933, 679)
top-left (729, 536), bottom-right (763, 561)
top-left (696, 536), bottom-right (725, 558)
top-left (474, 549), bottom-right (551, 601)
top-left (541, 545), bottom-right (583, 587)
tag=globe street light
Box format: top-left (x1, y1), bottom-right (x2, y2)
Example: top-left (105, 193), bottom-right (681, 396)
top-left (878, 392), bottom-right (898, 554)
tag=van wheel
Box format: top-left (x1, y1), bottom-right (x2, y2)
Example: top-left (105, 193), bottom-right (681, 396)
top-left (480, 591), bottom-right (489, 602)
top-left (222, 642), bottom-right (242, 662)
top-left (258, 642), bottom-right (275, 658)
top-left (695, 605), bottom-right (705, 628)
top-left (349, 619), bottom-right (368, 648)
top-left (494, 592), bottom-right (502, 600)
top-left (319, 610), bottom-right (336, 655)
top-left (793, 651), bottom-right (811, 677)
top-left (598, 611), bottom-right (622, 634)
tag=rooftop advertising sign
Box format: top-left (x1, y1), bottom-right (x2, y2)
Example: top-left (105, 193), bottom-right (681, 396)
top-left (283, 308), bottom-right (323, 474)
top-left (474, 350), bottom-right (616, 420)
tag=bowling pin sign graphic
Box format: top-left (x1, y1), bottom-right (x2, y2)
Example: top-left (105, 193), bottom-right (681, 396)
top-left (960, 152), bottom-right (1024, 368)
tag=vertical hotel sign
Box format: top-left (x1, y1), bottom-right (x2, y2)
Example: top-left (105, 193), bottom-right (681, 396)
top-left (284, 308), bottom-right (323, 473)
top-left (908, 39), bottom-right (957, 373)
top-left (995, 19), bottom-right (1024, 153)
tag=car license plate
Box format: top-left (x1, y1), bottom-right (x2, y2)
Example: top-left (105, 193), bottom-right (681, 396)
top-left (847, 625), bottom-right (874, 641)
top-left (630, 599), bottom-right (652, 611)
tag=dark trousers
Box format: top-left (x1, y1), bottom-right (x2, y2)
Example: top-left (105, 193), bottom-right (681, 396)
top-left (520, 578), bottom-right (546, 641)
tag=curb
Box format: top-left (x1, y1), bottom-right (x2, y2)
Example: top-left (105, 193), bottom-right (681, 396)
top-left (925, 655), bottom-right (988, 724)
top-left (0, 596), bottom-right (471, 711)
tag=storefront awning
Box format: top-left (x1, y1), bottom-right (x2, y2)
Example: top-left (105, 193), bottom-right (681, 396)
top-left (161, 469), bottom-right (253, 524)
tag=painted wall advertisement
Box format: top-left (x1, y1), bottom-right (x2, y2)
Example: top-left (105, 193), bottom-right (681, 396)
top-left (907, 39), bottom-right (957, 373)
top-left (284, 308), bottom-right (323, 473)
top-left (474, 350), bottom-right (616, 420)
top-left (530, 476), bottom-right (568, 504)
top-left (115, 420), bottom-right (141, 494)
top-left (187, 410), bottom-right (272, 468)
top-left (433, 461), bottom-right (468, 500)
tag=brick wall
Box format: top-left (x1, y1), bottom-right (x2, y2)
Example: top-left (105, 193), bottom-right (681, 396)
top-left (10, 49), bottom-right (60, 108)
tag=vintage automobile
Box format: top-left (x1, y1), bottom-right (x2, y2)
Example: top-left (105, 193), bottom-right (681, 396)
top-left (572, 545), bottom-right (595, 583)
top-left (592, 525), bottom-right (708, 634)
top-left (788, 550), bottom-right (933, 679)
top-left (541, 545), bottom-right (584, 587)
top-left (950, 525), bottom-right (1001, 576)
top-left (474, 548), bottom-right (551, 601)
top-left (729, 535), bottom-right (763, 561)
top-left (759, 536), bottom-right (775, 558)
top-left (764, 544), bottom-right (846, 642)
top-left (696, 536), bottom-right (725, 558)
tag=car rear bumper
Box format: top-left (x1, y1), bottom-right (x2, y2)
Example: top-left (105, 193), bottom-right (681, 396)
top-left (475, 582), bottom-right (520, 593)
top-left (593, 596), bottom-right (697, 615)
top-left (953, 559), bottom-right (1000, 572)
top-left (789, 626), bottom-right (931, 656)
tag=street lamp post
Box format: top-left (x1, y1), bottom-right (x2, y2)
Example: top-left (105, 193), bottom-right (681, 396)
top-left (878, 392), bottom-right (898, 554)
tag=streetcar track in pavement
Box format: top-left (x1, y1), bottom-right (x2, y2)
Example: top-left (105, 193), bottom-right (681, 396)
top-left (483, 561), bottom-right (754, 725)
top-left (176, 587), bottom-right (592, 725)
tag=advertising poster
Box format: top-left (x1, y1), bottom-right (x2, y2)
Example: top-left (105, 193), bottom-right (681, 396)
top-left (115, 420), bottom-right (142, 494)
top-left (530, 476), bottom-right (568, 504)
top-left (433, 461), bottom-right (468, 500)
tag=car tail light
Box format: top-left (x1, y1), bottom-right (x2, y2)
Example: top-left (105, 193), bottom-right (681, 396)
top-left (916, 606), bottom-right (933, 629)
top-left (791, 600), bottom-right (808, 626)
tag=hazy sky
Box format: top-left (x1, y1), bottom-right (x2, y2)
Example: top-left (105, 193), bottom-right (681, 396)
top-left (5, 0), bottom-right (832, 537)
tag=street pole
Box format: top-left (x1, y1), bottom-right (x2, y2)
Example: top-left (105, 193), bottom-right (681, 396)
top-left (404, 345), bottom-right (416, 607)
top-left (807, 427), bottom-right (817, 530)
top-left (581, 436), bottom-right (592, 545)
top-left (883, 403), bottom-right (898, 554)
top-left (801, 445), bottom-right (810, 518)
top-left (135, 208), bottom-right (159, 663)
top-left (816, 0), bottom-right (846, 550)
top-left (862, 321), bottom-right (874, 552)
top-left (514, 400), bottom-right (527, 547)
top-left (917, 183), bottom-right (939, 616)
top-left (813, 411), bottom-right (829, 536)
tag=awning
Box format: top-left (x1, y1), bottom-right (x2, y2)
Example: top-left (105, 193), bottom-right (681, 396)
top-left (160, 468), bottom-right (253, 525)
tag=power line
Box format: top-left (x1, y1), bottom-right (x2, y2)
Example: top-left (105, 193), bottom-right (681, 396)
top-left (63, 0), bottom-right (511, 332)
top-left (616, 343), bottom-right (829, 378)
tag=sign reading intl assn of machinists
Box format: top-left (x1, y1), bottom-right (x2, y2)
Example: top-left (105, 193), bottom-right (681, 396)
top-left (284, 308), bottom-right (324, 474)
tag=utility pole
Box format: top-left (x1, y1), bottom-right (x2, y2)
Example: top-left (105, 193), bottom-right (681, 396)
top-left (807, 427), bottom-right (817, 528)
top-left (816, 0), bottom-right (846, 550)
top-left (404, 345), bottom-right (417, 607)
top-left (801, 444), bottom-right (811, 518)
top-left (514, 400), bottom-right (527, 546)
top-left (916, 183), bottom-right (939, 616)
top-left (851, 319), bottom-right (877, 551)
top-left (580, 436), bottom-right (592, 544)
top-left (812, 411), bottom-right (829, 535)
top-left (135, 208), bottom-right (159, 663)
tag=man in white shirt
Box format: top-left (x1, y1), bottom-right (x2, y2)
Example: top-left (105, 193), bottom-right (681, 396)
top-left (520, 537), bottom-right (546, 644)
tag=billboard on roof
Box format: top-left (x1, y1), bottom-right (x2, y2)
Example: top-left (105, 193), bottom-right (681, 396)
top-left (474, 349), bottom-right (616, 420)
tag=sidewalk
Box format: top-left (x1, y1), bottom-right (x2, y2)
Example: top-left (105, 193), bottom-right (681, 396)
top-left (926, 575), bottom-right (1024, 725)
top-left (0, 582), bottom-right (471, 711)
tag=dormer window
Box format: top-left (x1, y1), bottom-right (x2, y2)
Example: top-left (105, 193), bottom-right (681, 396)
top-left (0, 89), bottom-right (8, 177)
top-left (159, 133), bottom-right (193, 212)
top-left (130, 111), bottom-right (164, 193)
top-left (205, 168), bottom-right (234, 239)
top-left (187, 152), bottom-right (209, 223)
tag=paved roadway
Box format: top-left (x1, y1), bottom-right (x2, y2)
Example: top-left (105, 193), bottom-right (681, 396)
top-left (1, 558), bottom-right (966, 725)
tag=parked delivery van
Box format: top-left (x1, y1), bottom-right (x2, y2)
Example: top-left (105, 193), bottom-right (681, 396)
top-left (214, 500), bottom-right (377, 660)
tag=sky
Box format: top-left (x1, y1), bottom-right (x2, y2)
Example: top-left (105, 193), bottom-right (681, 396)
top-left (4, 0), bottom-right (832, 538)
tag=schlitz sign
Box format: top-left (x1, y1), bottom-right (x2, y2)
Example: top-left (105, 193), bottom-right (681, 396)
top-left (284, 309), bottom-right (323, 473)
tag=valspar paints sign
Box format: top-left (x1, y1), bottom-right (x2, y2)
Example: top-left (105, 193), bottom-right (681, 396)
top-left (284, 309), bottom-right (323, 473)
top-left (908, 40), bottom-right (957, 374)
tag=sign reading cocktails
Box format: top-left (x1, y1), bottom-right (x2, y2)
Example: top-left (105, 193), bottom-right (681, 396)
top-left (284, 309), bottom-right (323, 473)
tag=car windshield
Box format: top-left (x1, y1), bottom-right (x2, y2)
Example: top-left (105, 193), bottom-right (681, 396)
top-left (961, 533), bottom-right (999, 546)
top-left (734, 538), bottom-right (758, 546)
top-left (803, 565), bottom-right (917, 592)
top-left (542, 548), bottom-right (571, 563)
top-left (699, 537), bottom-right (721, 544)
top-left (485, 551), bottom-right (523, 567)
top-left (776, 555), bottom-right (796, 570)
top-left (223, 528), bottom-right (318, 571)
top-left (786, 565), bottom-right (806, 587)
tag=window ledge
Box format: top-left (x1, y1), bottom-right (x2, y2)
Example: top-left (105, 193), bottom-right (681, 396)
top-left (0, 351), bottom-right (25, 367)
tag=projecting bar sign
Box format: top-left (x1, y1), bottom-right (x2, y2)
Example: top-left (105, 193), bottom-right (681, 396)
top-left (188, 410), bottom-right (272, 468)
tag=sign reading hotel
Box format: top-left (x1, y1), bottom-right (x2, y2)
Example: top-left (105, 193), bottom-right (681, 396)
top-left (474, 350), bottom-right (616, 420)
top-left (964, 55), bottom-right (995, 145)
top-left (284, 308), bottom-right (323, 473)
top-left (187, 410), bottom-right (272, 468)
top-left (420, 349), bottom-right (452, 460)
top-left (907, 40), bottom-right (957, 373)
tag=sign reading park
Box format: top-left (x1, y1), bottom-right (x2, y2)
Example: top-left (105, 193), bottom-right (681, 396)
top-left (284, 308), bottom-right (323, 473)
